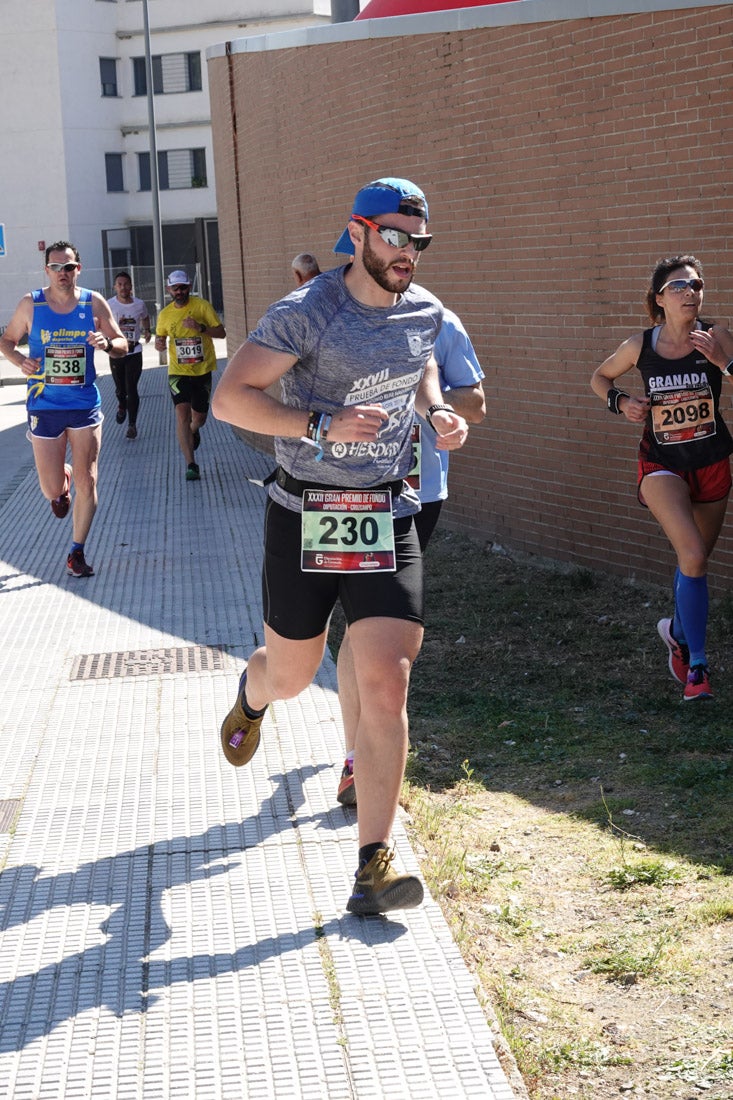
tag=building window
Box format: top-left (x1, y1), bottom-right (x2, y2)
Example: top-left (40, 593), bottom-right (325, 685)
top-left (132, 57), bottom-right (149, 97)
top-left (105, 153), bottom-right (124, 192)
top-left (132, 52), bottom-right (202, 96)
top-left (138, 149), bottom-right (207, 191)
top-left (137, 151), bottom-right (159, 192)
top-left (99, 57), bottom-right (118, 97)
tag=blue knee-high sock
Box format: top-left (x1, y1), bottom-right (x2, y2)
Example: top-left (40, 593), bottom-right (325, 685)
top-left (672, 567), bottom-right (686, 644)
top-left (674, 571), bottom-right (708, 667)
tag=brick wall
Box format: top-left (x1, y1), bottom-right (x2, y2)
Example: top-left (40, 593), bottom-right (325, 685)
top-left (208, 6), bottom-right (733, 589)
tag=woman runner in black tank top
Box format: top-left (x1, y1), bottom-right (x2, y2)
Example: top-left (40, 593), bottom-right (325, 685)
top-left (591, 254), bottom-right (733, 702)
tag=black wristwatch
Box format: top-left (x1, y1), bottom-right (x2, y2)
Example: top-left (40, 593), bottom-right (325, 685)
top-left (104, 337), bottom-right (113, 353)
top-left (425, 403), bottom-right (454, 428)
top-left (198, 322), bottom-right (206, 334)
top-left (723, 359), bottom-right (733, 377)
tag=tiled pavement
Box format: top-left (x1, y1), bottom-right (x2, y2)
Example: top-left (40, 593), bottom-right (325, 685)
top-left (0, 347), bottom-right (521, 1098)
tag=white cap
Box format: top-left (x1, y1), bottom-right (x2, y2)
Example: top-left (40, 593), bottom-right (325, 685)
top-left (167, 270), bottom-right (190, 287)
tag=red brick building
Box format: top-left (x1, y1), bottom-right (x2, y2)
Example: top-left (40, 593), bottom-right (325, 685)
top-left (207, 0), bottom-right (733, 589)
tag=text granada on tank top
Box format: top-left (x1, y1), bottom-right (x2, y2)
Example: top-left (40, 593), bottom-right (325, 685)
top-left (636, 323), bottom-right (733, 470)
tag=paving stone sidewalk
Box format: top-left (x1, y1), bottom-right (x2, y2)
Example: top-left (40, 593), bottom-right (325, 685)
top-left (0, 352), bottom-right (520, 1099)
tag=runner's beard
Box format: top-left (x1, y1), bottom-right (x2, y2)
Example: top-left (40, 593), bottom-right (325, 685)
top-left (362, 233), bottom-right (416, 294)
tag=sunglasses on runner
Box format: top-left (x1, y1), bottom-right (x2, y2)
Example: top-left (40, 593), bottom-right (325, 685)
top-left (659, 277), bottom-right (704, 294)
top-left (351, 215), bottom-right (432, 252)
top-left (47, 262), bottom-right (79, 273)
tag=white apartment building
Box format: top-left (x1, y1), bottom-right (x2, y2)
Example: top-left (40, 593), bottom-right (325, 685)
top-left (0, 0), bottom-right (329, 324)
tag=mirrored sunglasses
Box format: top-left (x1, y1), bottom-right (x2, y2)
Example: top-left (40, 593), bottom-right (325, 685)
top-left (351, 215), bottom-right (432, 253)
top-left (659, 277), bottom-right (704, 294)
top-left (47, 262), bottom-right (79, 273)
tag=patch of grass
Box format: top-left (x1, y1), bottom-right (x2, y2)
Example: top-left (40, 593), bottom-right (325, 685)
top-left (490, 901), bottom-right (536, 937)
top-left (691, 898), bottom-right (733, 924)
top-left (574, 796), bottom-right (639, 826)
top-left (489, 973), bottom-right (552, 1089)
top-left (313, 911), bottom-right (346, 1045)
top-left (605, 859), bottom-right (680, 890)
top-left (662, 1049), bottom-right (733, 1086)
top-left (402, 779), bottom-right (504, 900)
top-left (586, 929), bottom-right (675, 984)
top-left (543, 1039), bottom-right (633, 1071)
top-left (664, 755), bottom-right (732, 791)
top-left (489, 971), bottom-right (632, 1095)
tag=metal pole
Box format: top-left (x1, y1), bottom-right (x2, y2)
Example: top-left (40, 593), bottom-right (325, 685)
top-left (331, 0), bottom-right (359, 21)
top-left (142, 0), bottom-right (165, 322)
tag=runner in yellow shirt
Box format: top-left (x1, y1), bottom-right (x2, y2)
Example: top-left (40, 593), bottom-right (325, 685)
top-left (155, 270), bottom-right (225, 481)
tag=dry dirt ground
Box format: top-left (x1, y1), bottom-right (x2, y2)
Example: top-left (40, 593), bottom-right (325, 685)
top-left (391, 532), bottom-right (733, 1100)
top-left (404, 782), bottom-right (732, 1100)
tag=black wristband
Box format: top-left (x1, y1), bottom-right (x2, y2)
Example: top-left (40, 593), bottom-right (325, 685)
top-left (606, 388), bottom-right (630, 415)
top-left (425, 403), bottom-right (454, 429)
top-left (105, 337), bottom-right (113, 354)
top-left (199, 322), bottom-right (206, 334)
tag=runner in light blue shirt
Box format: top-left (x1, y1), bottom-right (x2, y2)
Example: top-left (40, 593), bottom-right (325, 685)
top-left (411, 307), bottom-right (485, 549)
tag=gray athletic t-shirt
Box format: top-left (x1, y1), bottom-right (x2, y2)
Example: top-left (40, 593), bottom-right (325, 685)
top-left (249, 265), bottom-right (443, 517)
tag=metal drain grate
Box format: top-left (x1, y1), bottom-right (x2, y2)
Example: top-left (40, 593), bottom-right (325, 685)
top-left (71, 645), bottom-right (231, 681)
top-left (0, 799), bottom-right (21, 832)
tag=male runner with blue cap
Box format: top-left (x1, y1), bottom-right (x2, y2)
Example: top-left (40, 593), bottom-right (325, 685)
top-left (332, 176), bottom-right (433, 255)
top-left (213, 176), bottom-right (468, 915)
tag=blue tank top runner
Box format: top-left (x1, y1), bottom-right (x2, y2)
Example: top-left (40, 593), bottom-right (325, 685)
top-left (27, 288), bottom-right (100, 412)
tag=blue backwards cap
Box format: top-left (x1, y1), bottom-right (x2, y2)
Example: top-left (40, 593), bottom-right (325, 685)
top-left (333, 177), bottom-right (428, 256)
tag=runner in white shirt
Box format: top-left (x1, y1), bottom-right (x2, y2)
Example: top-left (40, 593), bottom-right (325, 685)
top-left (107, 272), bottom-right (151, 440)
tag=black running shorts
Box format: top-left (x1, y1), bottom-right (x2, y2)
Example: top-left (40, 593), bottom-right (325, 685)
top-left (262, 498), bottom-right (423, 640)
top-left (168, 372), bottom-right (212, 413)
top-left (413, 500), bottom-right (443, 552)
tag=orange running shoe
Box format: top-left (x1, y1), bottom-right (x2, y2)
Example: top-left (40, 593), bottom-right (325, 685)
top-left (683, 664), bottom-right (713, 701)
top-left (657, 618), bottom-right (689, 685)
